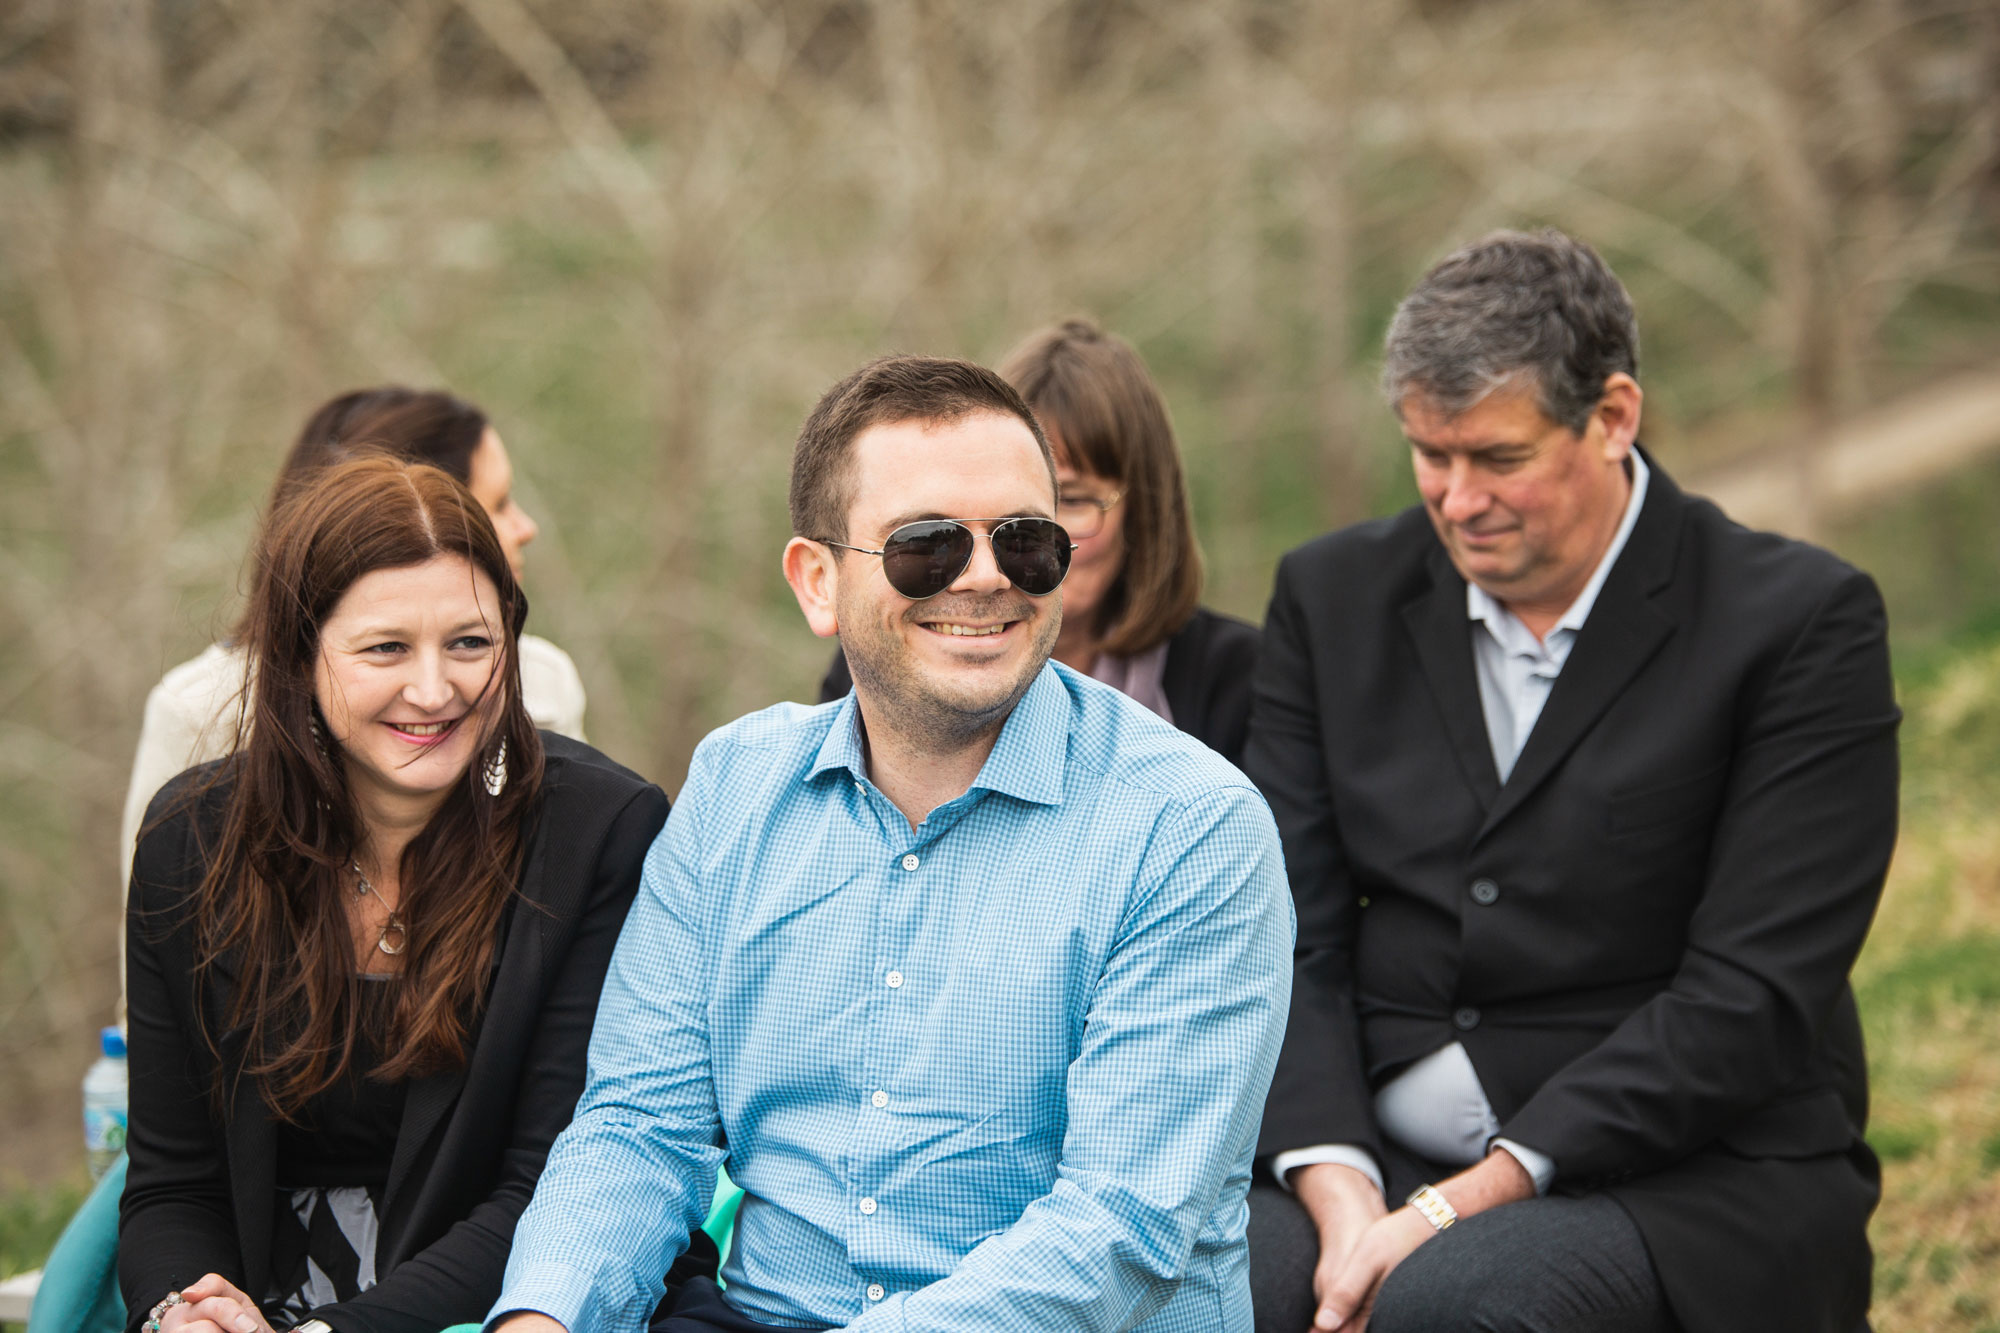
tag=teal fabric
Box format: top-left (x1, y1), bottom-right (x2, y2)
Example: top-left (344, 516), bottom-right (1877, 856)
top-left (27, 1153), bottom-right (126, 1333)
top-left (705, 1169), bottom-right (742, 1276)
top-left (20, 1155), bottom-right (747, 1333)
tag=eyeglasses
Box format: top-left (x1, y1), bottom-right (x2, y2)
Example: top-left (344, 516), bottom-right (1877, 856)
top-left (1056, 489), bottom-right (1123, 541)
top-left (819, 517), bottom-right (1076, 600)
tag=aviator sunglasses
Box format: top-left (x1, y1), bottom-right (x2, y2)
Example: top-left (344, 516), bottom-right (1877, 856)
top-left (820, 517), bottom-right (1076, 600)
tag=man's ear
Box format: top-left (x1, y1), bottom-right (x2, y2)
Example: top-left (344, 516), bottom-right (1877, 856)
top-left (1593, 372), bottom-right (1643, 460)
top-left (783, 537), bottom-right (841, 640)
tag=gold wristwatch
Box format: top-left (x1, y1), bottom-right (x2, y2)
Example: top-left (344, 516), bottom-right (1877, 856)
top-left (1406, 1182), bottom-right (1459, 1231)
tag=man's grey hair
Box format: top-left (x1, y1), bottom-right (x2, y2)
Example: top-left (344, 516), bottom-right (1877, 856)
top-left (1382, 228), bottom-right (1639, 434)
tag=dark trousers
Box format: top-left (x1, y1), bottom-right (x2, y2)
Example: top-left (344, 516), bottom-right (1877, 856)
top-left (1247, 1182), bottom-right (1679, 1333)
top-left (649, 1278), bottom-right (831, 1333)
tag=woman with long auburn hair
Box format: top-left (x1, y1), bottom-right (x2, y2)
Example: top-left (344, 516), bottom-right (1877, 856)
top-left (120, 386), bottom-right (588, 922)
top-left (117, 457), bottom-right (705, 1333)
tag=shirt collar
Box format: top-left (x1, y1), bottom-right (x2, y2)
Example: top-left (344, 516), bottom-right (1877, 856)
top-left (808, 688), bottom-right (870, 783)
top-left (1466, 448), bottom-right (1651, 639)
top-left (807, 660), bottom-right (1069, 807)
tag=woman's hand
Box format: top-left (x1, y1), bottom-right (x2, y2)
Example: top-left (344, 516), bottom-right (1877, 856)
top-left (158, 1274), bottom-right (276, 1333)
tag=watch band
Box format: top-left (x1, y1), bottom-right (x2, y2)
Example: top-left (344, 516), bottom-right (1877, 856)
top-left (295, 1321), bottom-right (335, 1333)
top-left (1405, 1182), bottom-right (1459, 1232)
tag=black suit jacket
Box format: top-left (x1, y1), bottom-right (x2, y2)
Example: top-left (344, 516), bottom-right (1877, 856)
top-left (818, 606), bottom-right (1262, 766)
top-left (119, 734), bottom-right (684, 1333)
top-left (1247, 457), bottom-right (1899, 1333)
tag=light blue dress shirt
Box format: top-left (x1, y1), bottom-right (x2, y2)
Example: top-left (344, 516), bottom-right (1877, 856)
top-left (491, 663), bottom-right (1294, 1333)
top-left (1275, 452), bottom-right (1649, 1199)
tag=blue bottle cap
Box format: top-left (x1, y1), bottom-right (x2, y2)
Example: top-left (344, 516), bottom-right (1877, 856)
top-left (101, 1026), bottom-right (126, 1058)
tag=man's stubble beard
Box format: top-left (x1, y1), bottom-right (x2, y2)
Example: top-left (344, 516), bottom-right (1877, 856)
top-left (841, 591), bottom-right (1062, 755)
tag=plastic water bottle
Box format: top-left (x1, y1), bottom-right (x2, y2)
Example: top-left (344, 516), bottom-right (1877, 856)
top-left (82, 1025), bottom-right (128, 1178)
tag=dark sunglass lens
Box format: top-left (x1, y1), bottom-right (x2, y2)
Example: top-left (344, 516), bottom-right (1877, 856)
top-left (992, 519), bottom-right (1072, 595)
top-left (880, 521), bottom-right (974, 599)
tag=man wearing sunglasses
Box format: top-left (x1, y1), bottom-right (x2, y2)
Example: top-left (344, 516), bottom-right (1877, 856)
top-left (488, 355), bottom-right (1293, 1333)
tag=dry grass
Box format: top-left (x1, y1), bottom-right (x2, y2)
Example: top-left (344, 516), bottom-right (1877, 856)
top-left (1857, 635), bottom-right (2000, 1330)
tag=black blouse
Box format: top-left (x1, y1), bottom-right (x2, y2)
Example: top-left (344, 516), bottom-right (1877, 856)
top-left (272, 978), bottom-right (407, 1192)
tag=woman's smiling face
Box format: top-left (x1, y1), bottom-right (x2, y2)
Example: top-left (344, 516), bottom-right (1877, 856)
top-left (312, 553), bottom-right (505, 821)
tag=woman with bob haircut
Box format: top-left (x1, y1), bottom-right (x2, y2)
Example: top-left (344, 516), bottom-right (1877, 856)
top-left (118, 457), bottom-right (706, 1333)
top-left (822, 318), bottom-right (1259, 764)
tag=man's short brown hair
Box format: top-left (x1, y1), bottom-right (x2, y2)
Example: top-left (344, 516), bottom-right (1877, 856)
top-left (789, 356), bottom-right (1054, 543)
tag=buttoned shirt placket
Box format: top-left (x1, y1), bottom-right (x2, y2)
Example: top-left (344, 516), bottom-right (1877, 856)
top-left (840, 775), bottom-right (987, 1306)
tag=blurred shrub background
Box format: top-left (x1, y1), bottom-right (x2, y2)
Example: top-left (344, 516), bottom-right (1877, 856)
top-left (2, 0), bottom-right (1998, 1322)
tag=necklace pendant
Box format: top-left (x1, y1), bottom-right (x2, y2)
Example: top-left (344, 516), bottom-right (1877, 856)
top-left (376, 920), bottom-right (407, 955)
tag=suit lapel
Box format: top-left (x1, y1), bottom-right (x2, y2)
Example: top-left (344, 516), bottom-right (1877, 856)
top-left (381, 1062), bottom-right (469, 1224)
top-left (380, 821), bottom-right (544, 1265)
top-left (376, 1048), bottom-right (470, 1264)
top-left (1477, 458), bottom-right (1683, 839)
top-left (1401, 549), bottom-right (1503, 812)
top-left (225, 1054), bottom-right (277, 1295)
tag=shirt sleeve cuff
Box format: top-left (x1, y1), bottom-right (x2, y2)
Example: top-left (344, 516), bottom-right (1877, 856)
top-left (1490, 1138), bottom-right (1556, 1195)
top-left (485, 1261), bottom-right (604, 1333)
top-left (1270, 1145), bottom-right (1385, 1198)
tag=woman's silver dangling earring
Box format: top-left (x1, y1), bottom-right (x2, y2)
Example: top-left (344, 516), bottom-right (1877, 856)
top-left (483, 738), bottom-right (509, 797)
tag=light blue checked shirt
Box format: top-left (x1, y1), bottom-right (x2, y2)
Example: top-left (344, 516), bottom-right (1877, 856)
top-left (491, 663), bottom-right (1294, 1333)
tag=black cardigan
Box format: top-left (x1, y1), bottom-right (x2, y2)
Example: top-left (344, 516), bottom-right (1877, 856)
top-left (119, 734), bottom-right (692, 1333)
top-left (817, 606), bottom-right (1262, 767)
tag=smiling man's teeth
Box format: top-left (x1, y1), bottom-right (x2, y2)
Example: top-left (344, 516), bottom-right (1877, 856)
top-left (396, 720), bottom-right (456, 735)
top-left (930, 624), bottom-right (1006, 637)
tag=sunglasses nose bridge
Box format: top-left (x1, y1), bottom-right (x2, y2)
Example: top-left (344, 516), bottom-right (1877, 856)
top-left (946, 527), bottom-right (1011, 594)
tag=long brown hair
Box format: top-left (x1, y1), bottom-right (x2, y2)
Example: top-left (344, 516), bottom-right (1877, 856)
top-left (193, 456), bottom-right (545, 1118)
top-left (1000, 319), bottom-right (1203, 657)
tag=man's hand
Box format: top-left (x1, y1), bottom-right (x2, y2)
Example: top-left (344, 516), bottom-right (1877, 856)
top-left (1312, 1207), bottom-right (1433, 1330)
top-left (1289, 1162), bottom-right (1386, 1329)
top-left (1313, 1148), bottom-right (1537, 1331)
top-left (490, 1315), bottom-right (569, 1333)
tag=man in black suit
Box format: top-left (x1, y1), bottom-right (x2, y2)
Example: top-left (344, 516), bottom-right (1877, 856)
top-left (1245, 229), bottom-right (1899, 1333)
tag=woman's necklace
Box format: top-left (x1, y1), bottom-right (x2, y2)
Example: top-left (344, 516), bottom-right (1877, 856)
top-left (351, 861), bottom-right (407, 956)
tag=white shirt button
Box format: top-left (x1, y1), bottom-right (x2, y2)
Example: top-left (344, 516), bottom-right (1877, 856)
top-left (872, 1089), bottom-right (889, 1108)
top-left (859, 1196), bottom-right (878, 1215)
top-left (901, 853), bottom-right (920, 871)
top-left (885, 970), bottom-right (904, 989)
top-left (866, 1283), bottom-right (886, 1301)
